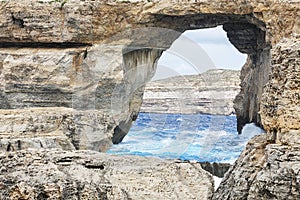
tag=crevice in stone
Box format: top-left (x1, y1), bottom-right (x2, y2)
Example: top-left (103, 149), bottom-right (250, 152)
top-left (84, 164), bottom-right (105, 170)
top-left (6, 143), bottom-right (13, 152)
top-left (96, 187), bottom-right (110, 200)
top-left (37, 191), bottom-right (50, 200)
top-left (56, 157), bottom-right (73, 164)
top-left (17, 140), bottom-right (21, 150)
top-left (83, 48), bottom-right (88, 59)
top-left (200, 162), bottom-right (232, 178)
top-left (0, 42), bottom-right (92, 48)
top-left (12, 15), bottom-right (24, 28)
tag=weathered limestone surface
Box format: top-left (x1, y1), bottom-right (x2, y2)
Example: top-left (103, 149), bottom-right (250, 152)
top-left (214, 35), bottom-right (300, 199)
top-left (0, 108), bottom-right (115, 152)
top-left (0, 0), bottom-right (298, 134)
top-left (0, 0), bottom-right (299, 199)
top-left (0, 45), bottom-right (162, 148)
top-left (0, 149), bottom-right (214, 200)
top-left (0, 0), bottom-right (298, 141)
top-left (261, 35), bottom-right (300, 136)
top-left (214, 134), bottom-right (300, 199)
top-left (140, 69), bottom-right (240, 115)
top-left (0, 48), bottom-right (85, 109)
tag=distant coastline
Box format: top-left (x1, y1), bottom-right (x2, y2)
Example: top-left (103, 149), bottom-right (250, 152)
top-left (140, 69), bottom-right (240, 115)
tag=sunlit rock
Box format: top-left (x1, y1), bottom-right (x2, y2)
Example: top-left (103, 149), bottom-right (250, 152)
top-left (0, 149), bottom-right (214, 199)
top-left (0, 0), bottom-right (298, 199)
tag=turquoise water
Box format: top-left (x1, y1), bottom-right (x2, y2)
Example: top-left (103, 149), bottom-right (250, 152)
top-left (107, 113), bottom-right (263, 163)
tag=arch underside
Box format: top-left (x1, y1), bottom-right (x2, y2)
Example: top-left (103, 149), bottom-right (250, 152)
top-left (0, 1), bottom-right (271, 148)
top-left (114, 13), bottom-right (269, 143)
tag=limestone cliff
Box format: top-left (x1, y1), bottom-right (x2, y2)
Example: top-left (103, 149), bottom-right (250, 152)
top-left (0, 0), bottom-right (298, 136)
top-left (0, 0), bottom-right (298, 144)
top-left (0, 0), bottom-right (299, 199)
top-left (214, 134), bottom-right (300, 199)
top-left (214, 34), bottom-right (300, 200)
top-left (140, 69), bottom-right (240, 115)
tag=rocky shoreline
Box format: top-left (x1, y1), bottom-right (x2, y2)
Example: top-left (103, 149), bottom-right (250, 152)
top-left (0, 0), bottom-right (299, 199)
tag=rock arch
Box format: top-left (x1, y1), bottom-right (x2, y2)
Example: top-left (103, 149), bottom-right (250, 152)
top-left (108, 20), bottom-right (268, 143)
top-left (0, 0), bottom-right (298, 149)
top-left (0, 0), bottom-right (299, 199)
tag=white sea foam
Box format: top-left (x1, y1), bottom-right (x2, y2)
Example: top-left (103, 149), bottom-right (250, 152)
top-left (241, 123), bottom-right (265, 137)
top-left (108, 114), bottom-right (265, 163)
top-left (213, 176), bottom-right (223, 191)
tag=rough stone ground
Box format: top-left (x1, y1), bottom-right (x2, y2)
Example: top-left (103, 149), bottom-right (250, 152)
top-left (0, 0), bottom-right (299, 199)
top-left (214, 134), bottom-right (300, 199)
top-left (0, 149), bottom-right (214, 200)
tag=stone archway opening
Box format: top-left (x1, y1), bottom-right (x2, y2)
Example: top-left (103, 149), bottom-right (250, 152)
top-left (141, 25), bottom-right (246, 115)
top-left (109, 17), bottom-right (269, 166)
top-left (110, 14), bottom-right (269, 148)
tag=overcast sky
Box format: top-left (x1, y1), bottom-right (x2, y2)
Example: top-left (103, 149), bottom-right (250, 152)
top-left (152, 26), bottom-right (247, 80)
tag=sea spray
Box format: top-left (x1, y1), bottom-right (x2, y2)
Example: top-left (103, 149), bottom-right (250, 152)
top-left (107, 113), bottom-right (265, 163)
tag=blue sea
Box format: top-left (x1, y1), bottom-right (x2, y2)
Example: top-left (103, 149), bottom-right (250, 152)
top-left (107, 113), bottom-right (264, 163)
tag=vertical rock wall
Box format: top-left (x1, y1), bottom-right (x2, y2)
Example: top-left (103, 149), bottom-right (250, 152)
top-left (2, 0), bottom-right (294, 136)
top-left (0, 44), bottom-right (163, 151)
top-left (224, 22), bottom-right (270, 133)
top-left (214, 35), bottom-right (300, 200)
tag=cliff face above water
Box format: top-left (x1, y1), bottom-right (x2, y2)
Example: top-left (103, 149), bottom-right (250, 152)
top-left (0, 0), bottom-right (298, 145)
top-left (140, 69), bottom-right (240, 115)
top-left (0, 0), bottom-right (299, 199)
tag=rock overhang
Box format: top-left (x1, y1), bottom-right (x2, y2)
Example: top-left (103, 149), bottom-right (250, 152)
top-left (0, 1), bottom-right (299, 199)
top-left (0, 0), bottom-right (298, 145)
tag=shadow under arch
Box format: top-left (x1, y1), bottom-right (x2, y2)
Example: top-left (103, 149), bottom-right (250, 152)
top-left (109, 27), bottom-right (217, 143)
top-left (72, 16), bottom-right (268, 147)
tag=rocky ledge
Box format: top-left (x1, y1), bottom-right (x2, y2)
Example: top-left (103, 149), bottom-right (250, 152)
top-left (214, 134), bottom-right (300, 199)
top-left (0, 0), bottom-right (299, 199)
top-left (140, 69), bottom-right (240, 115)
top-left (0, 149), bottom-right (213, 199)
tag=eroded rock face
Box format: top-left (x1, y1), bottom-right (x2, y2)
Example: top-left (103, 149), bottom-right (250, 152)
top-left (0, 45), bottom-right (162, 149)
top-left (0, 108), bottom-right (115, 152)
top-left (261, 35), bottom-right (300, 137)
top-left (213, 134), bottom-right (300, 199)
top-left (0, 0), bottom-right (299, 199)
top-left (140, 69), bottom-right (240, 115)
top-left (0, 0), bottom-right (298, 136)
top-left (0, 0), bottom-right (297, 140)
top-left (0, 149), bottom-right (214, 200)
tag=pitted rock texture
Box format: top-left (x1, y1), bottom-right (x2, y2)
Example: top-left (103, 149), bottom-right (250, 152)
top-left (0, 108), bottom-right (115, 152)
top-left (0, 0), bottom-right (298, 135)
top-left (213, 134), bottom-right (300, 199)
top-left (0, 149), bottom-right (214, 200)
top-left (0, 1), bottom-right (299, 199)
top-left (140, 69), bottom-right (240, 115)
top-left (261, 35), bottom-right (300, 137)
